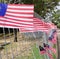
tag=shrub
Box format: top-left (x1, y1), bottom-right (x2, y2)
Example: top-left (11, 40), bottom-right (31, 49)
top-left (57, 23), bottom-right (60, 28)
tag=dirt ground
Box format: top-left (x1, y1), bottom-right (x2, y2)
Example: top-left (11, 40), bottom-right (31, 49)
top-left (0, 32), bottom-right (43, 59)
top-left (0, 29), bottom-right (59, 59)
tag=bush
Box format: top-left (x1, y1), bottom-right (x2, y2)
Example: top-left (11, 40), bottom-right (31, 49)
top-left (57, 23), bottom-right (60, 28)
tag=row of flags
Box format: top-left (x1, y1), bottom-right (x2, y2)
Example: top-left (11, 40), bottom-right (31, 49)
top-left (0, 3), bottom-right (57, 59)
top-left (39, 43), bottom-right (56, 59)
top-left (0, 3), bottom-right (51, 33)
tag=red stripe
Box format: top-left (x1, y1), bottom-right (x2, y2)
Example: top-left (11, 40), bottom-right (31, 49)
top-left (8, 8), bottom-right (34, 10)
top-left (7, 11), bottom-right (33, 14)
top-left (4, 17), bottom-right (33, 22)
top-left (0, 23), bottom-right (20, 28)
top-left (0, 20), bottom-right (34, 26)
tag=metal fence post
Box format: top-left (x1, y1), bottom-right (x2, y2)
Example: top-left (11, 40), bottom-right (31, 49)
top-left (3, 27), bottom-right (8, 59)
top-left (0, 51), bottom-right (2, 59)
top-left (14, 29), bottom-right (18, 42)
top-left (8, 28), bottom-right (14, 59)
top-left (43, 32), bottom-right (50, 59)
top-left (57, 36), bottom-right (60, 59)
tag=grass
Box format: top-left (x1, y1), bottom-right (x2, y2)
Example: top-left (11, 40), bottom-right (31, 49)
top-left (0, 32), bottom-right (56, 59)
top-left (32, 44), bottom-right (56, 59)
top-left (32, 44), bottom-right (44, 59)
top-left (2, 43), bottom-right (56, 59)
top-left (15, 44), bottom-right (44, 59)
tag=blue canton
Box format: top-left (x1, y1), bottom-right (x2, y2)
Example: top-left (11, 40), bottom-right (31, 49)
top-left (0, 3), bottom-right (7, 16)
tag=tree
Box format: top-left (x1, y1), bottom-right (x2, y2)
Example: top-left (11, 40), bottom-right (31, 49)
top-left (22, 0), bottom-right (60, 19)
top-left (52, 10), bottom-right (60, 28)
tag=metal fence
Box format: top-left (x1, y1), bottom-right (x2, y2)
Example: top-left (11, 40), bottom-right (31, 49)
top-left (0, 27), bottom-right (44, 59)
top-left (0, 1), bottom-right (44, 59)
top-left (0, 0), bottom-right (57, 59)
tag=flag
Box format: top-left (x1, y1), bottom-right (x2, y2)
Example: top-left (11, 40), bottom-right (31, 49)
top-left (39, 46), bottom-right (46, 55)
top-left (47, 53), bottom-right (54, 59)
top-left (49, 47), bottom-right (56, 54)
top-left (0, 3), bottom-right (34, 28)
top-left (49, 32), bottom-right (57, 44)
top-left (43, 43), bottom-right (56, 54)
top-left (0, 3), bottom-right (52, 33)
top-left (33, 18), bottom-right (50, 33)
top-left (19, 18), bottom-right (50, 33)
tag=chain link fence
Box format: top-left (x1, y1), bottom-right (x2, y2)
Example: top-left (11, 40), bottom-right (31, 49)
top-left (0, 0), bottom-right (44, 59)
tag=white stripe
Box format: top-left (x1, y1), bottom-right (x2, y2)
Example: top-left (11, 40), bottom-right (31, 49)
top-left (4, 16), bottom-right (33, 21)
top-left (3, 26), bottom-right (19, 28)
top-left (6, 12), bottom-right (33, 17)
top-left (7, 9), bottom-right (34, 13)
top-left (22, 28), bottom-right (35, 30)
top-left (8, 5), bottom-right (34, 9)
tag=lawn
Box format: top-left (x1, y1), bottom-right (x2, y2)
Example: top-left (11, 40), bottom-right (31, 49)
top-left (0, 42), bottom-right (57, 59)
top-left (0, 32), bottom-right (57, 59)
top-left (15, 44), bottom-right (44, 59)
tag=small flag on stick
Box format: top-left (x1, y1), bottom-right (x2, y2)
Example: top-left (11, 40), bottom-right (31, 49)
top-left (39, 46), bottom-right (46, 55)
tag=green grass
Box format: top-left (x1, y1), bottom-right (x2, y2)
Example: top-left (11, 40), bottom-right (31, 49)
top-left (32, 44), bottom-right (44, 59)
top-left (3, 43), bottom-right (56, 59)
top-left (15, 44), bottom-right (44, 59)
top-left (32, 44), bottom-right (56, 59)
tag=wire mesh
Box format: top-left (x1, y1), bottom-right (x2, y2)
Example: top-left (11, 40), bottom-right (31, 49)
top-left (0, 0), bottom-right (57, 59)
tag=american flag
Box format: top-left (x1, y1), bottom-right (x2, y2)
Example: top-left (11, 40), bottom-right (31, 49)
top-left (33, 18), bottom-right (50, 33)
top-left (0, 3), bottom-right (52, 33)
top-left (0, 3), bottom-right (34, 29)
top-left (20, 18), bottom-right (50, 33)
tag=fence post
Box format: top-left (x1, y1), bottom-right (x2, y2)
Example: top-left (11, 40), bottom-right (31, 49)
top-left (57, 36), bottom-right (60, 59)
top-left (14, 29), bottom-right (18, 42)
top-left (43, 32), bottom-right (50, 59)
top-left (0, 51), bottom-right (2, 59)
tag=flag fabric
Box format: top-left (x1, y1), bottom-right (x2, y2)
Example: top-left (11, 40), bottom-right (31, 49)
top-left (33, 18), bottom-right (50, 33)
top-left (20, 18), bottom-right (50, 33)
top-left (0, 3), bottom-right (55, 33)
top-left (48, 23), bottom-right (57, 44)
top-left (0, 3), bottom-right (34, 28)
top-left (39, 46), bottom-right (46, 55)
top-left (49, 32), bottom-right (57, 44)
top-left (49, 47), bottom-right (56, 54)
top-left (47, 53), bottom-right (54, 59)
top-left (47, 23), bottom-right (57, 30)
top-left (43, 43), bottom-right (56, 54)
top-left (0, 3), bottom-right (7, 16)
